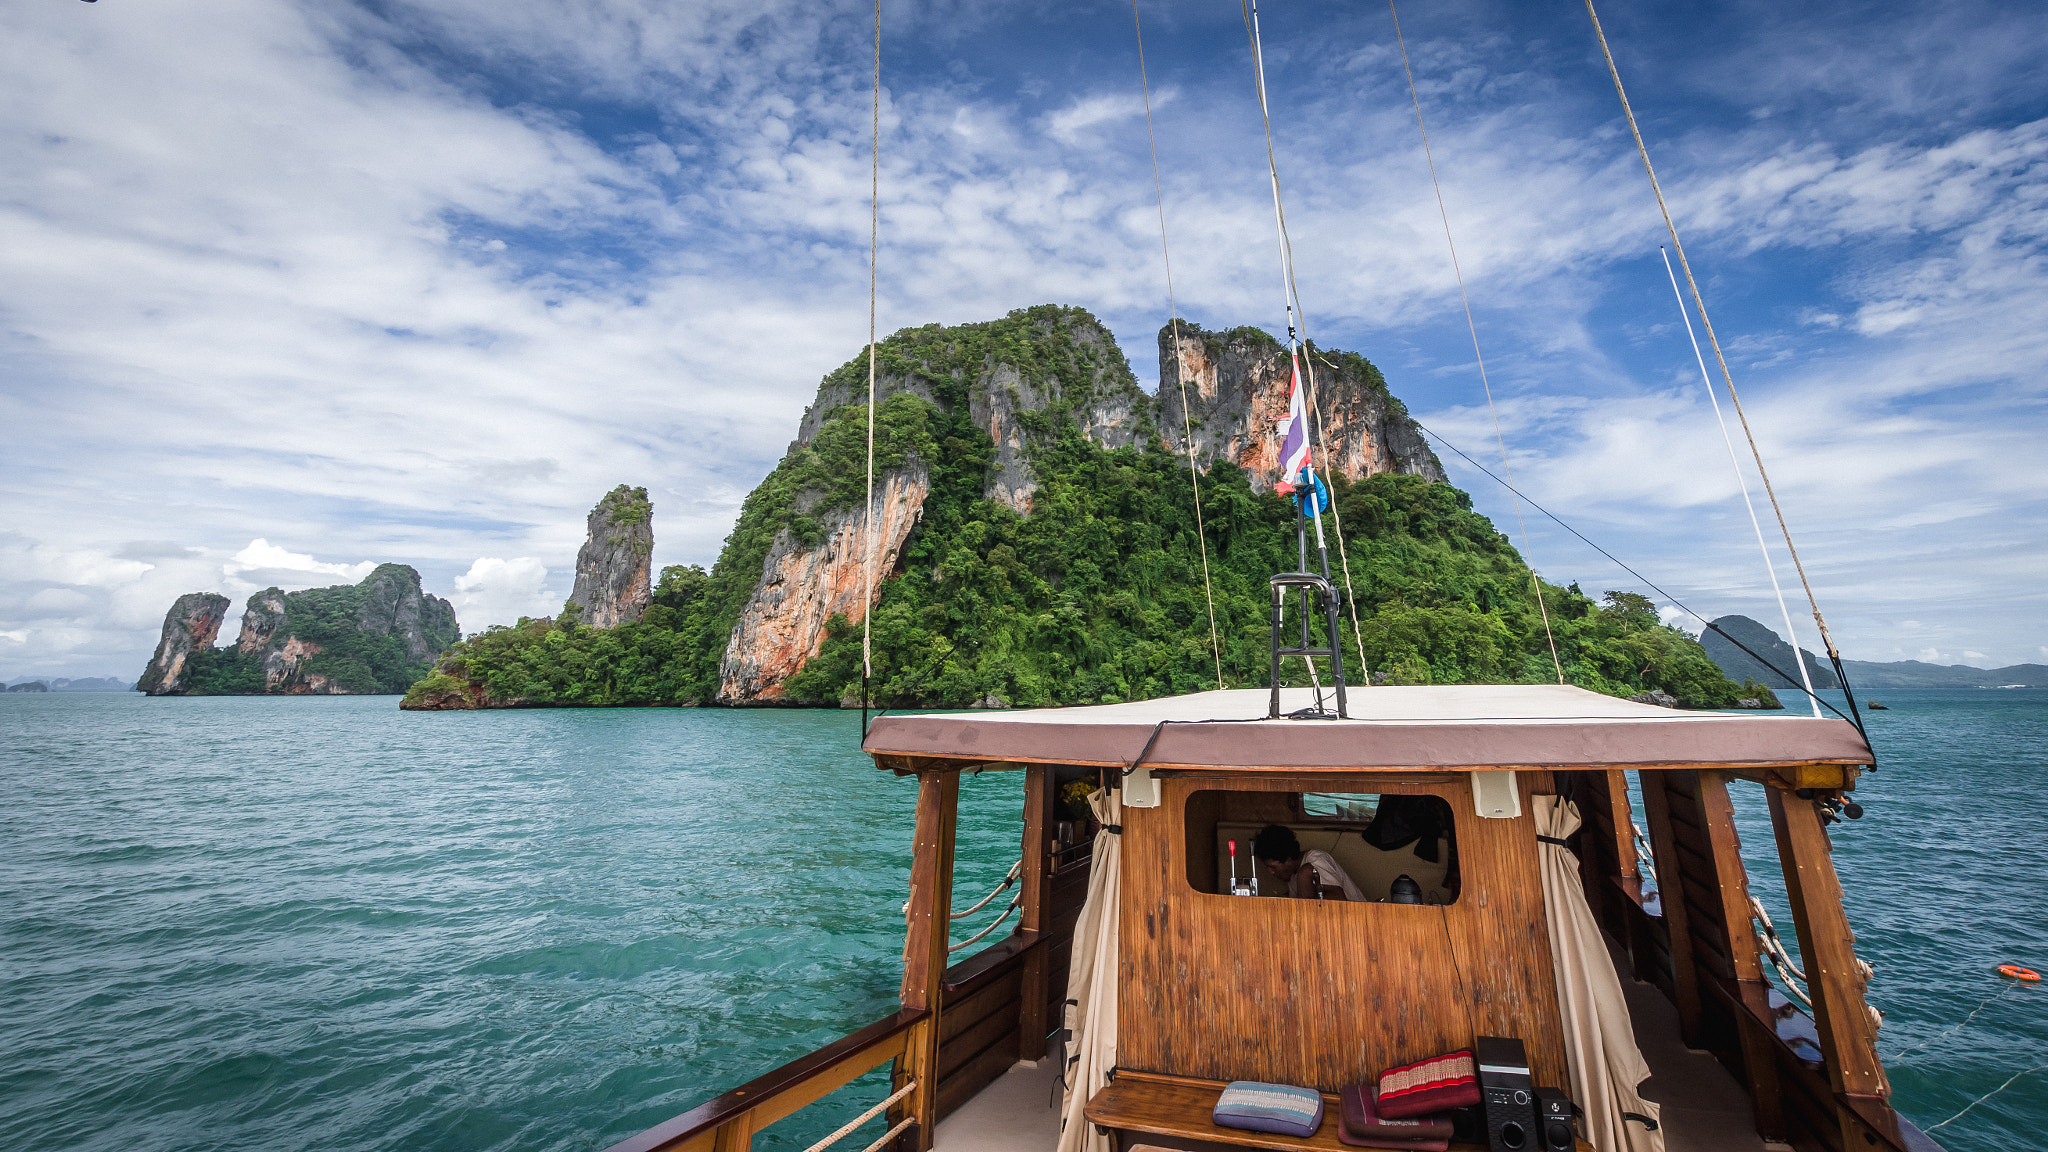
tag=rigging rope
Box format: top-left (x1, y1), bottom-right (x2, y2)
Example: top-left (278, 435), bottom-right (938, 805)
top-left (1582, 0), bottom-right (1875, 750)
top-left (1385, 0), bottom-right (1564, 685)
top-left (1132, 0), bottom-right (1224, 691)
top-left (1660, 247), bottom-right (1822, 718)
top-left (1407, 415), bottom-right (1863, 724)
top-left (1926, 1065), bottom-right (2046, 1133)
top-left (1240, 0), bottom-right (1373, 686)
top-left (860, 0), bottom-right (880, 740)
top-left (1892, 984), bottom-right (2017, 1061)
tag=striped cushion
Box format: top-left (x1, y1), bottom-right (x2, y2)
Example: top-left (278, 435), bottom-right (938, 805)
top-left (1376, 1050), bottom-right (1480, 1119)
top-left (1212, 1081), bottom-right (1326, 1138)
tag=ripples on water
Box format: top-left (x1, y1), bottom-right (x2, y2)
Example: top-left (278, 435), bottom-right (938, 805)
top-left (0, 690), bottom-right (2040, 1152)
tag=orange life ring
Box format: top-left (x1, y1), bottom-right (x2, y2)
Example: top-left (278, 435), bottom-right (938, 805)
top-left (1996, 964), bottom-right (2041, 982)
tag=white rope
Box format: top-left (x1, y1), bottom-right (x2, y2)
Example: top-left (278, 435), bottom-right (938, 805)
top-left (1660, 249), bottom-right (1820, 717)
top-left (801, 1079), bottom-right (919, 1152)
top-left (1132, 0), bottom-right (1225, 691)
top-left (859, 1117), bottom-right (917, 1152)
top-left (1240, 0), bottom-right (1372, 687)
top-left (1584, 0), bottom-right (1846, 674)
top-left (950, 859), bottom-right (1021, 920)
top-left (948, 894), bottom-right (1020, 952)
top-left (1893, 985), bottom-right (2017, 1060)
top-left (860, 0), bottom-right (879, 701)
top-left (1386, 0), bottom-right (1564, 685)
top-left (1748, 894), bottom-right (1813, 1010)
top-left (1926, 1065), bottom-right (2047, 1133)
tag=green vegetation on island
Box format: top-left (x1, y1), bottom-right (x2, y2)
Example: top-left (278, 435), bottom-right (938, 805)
top-left (411, 306), bottom-right (1770, 711)
top-left (175, 565), bottom-right (459, 695)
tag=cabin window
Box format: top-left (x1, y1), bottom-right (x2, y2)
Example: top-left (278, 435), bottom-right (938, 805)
top-left (1299, 792), bottom-right (1379, 821)
top-left (1183, 789), bottom-right (1460, 905)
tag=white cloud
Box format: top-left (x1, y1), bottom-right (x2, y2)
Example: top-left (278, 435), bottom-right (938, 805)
top-left (451, 557), bottom-right (558, 633)
top-left (224, 540), bottom-right (376, 582)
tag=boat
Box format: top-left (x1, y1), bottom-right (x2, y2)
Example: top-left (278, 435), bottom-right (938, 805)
top-left (602, 682), bottom-right (1936, 1152)
top-left (601, 1), bottom-right (1943, 1148)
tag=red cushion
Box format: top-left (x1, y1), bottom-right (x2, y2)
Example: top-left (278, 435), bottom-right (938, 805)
top-left (1375, 1050), bottom-right (1480, 1119)
top-left (1337, 1085), bottom-right (1453, 1149)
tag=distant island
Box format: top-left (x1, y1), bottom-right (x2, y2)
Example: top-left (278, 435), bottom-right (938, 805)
top-left (1702, 615), bottom-right (2043, 690)
top-left (2, 677), bottom-right (133, 692)
top-left (138, 565), bottom-right (458, 696)
top-left (404, 306), bottom-right (1775, 712)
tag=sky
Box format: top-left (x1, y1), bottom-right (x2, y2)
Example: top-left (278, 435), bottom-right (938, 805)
top-left (3, 0), bottom-right (2044, 682)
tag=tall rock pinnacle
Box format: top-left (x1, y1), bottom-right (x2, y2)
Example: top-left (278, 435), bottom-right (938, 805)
top-left (137, 592), bottom-right (230, 695)
top-left (567, 485), bottom-right (654, 628)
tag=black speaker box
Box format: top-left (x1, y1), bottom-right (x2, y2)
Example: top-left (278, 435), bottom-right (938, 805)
top-left (1533, 1087), bottom-right (1578, 1151)
top-left (1474, 1036), bottom-right (1538, 1152)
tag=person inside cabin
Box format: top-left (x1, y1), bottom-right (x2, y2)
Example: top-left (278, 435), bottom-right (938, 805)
top-left (1253, 824), bottom-right (1366, 901)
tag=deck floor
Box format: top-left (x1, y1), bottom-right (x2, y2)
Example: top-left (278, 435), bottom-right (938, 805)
top-left (934, 1054), bottom-right (1063, 1152)
top-left (933, 940), bottom-right (1779, 1152)
top-left (1611, 938), bottom-right (1783, 1152)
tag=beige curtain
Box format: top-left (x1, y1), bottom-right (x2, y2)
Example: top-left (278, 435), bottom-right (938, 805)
top-left (1536, 795), bottom-right (1664, 1152)
top-left (1056, 787), bottom-right (1123, 1152)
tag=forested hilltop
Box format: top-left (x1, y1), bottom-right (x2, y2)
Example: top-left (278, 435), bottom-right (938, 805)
top-left (406, 305), bottom-right (1767, 711)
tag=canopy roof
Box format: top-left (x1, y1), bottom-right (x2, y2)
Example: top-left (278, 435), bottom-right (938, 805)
top-left (863, 685), bottom-right (1872, 772)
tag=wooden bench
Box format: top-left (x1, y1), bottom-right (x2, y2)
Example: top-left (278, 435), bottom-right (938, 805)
top-left (1084, 1070), bottom-right (1591, 1152)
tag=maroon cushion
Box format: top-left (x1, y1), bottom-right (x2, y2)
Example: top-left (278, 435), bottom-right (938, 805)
top-left (1336, 1087), bottom-right (1451, 1151)
top-left (1376, 1050), bottom-right (1481, 1119)
top-left (1341, 1085), bottom-right (1456, 1141)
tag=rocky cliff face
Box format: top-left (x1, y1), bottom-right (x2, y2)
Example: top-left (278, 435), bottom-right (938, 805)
top-left (1156, 321), bottom-right (1444, 492)
top-left (718, 465), bottom-right (929, 701)
top-left (138, 592), bottom-right (231, 695)
top-left (567, 485), bottom-right (654, 629)
top-left (715, 306), bottom-right (1150, 703)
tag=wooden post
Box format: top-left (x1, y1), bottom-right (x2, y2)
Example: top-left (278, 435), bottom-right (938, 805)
top-left (1697, 772), bottom-right (1786, 1141)
top-left (1767, 785), bottom-right (1890, 1105)
top-left (1638, 769), bottom-right (1704, 1045)
top-left (895, 770), bottom-right (958, 1151)
top-left (1018, 763), bottom-right (1052, 1062)
top-left (1605, 769), bottom-right (1639, 883)
top-left (711, 1117), bottom-right (752, 1152)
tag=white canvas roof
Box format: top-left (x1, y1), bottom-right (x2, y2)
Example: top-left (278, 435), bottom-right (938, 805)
top-left (863, 685), bottom-right (1872, 771)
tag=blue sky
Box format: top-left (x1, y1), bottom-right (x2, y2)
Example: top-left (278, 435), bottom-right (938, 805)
top-left (3, 0), bottom-right (2044, 680)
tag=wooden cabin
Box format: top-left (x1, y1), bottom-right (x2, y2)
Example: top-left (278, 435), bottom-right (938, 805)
top-left (606, 685), bottom-right (1942, 1152)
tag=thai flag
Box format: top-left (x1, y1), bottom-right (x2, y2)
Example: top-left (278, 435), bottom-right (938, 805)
top-left (1273, 352), bottom-right (1312, 494)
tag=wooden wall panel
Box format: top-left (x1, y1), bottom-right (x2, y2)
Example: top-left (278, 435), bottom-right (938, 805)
top-left (1117, 773), bottom-right (1568, 1093)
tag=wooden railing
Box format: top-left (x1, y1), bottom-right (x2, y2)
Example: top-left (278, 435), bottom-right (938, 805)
top-left (607, 762), bottom-right (1092, 1152)
top-left (601, 1008), bottom-right (929, 1152)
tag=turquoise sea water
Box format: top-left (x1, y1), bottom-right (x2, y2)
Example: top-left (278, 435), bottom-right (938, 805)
top-left (1, 689), bottom-right (2041, 1152)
